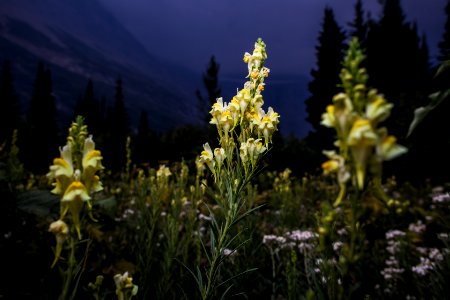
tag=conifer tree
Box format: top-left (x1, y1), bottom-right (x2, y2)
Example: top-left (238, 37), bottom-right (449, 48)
top-left (25, 62), bottom-right (59, 173)
top-left (0, 60), bottom-right (21, 144)
top-left (348, 0), bottom-right (369, 46)
top-left (406, 0), bottom-right (450, 184)
top-left (196, 56), bottom-right (221, 126)
top-left (105, 76), bottom-right (129, 173)
top-left (438, 0), bottom-right (450, 62)
top-left (366, 0), bottom-right (431, 140)
top-left (134, 109), bottom-right (159, 166)
top-left (304, 6), bottom-right (346, 170)
top-left (74, 79), bottom-right (101, 136)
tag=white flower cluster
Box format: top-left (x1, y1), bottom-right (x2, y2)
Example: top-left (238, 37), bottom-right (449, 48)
top-left (263, 229), bottom-right (318, 252)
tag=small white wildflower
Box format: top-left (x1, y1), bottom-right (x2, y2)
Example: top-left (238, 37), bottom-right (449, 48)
top-left (408, 220), bottom-right (426, 234)
top-left (432, 192), bottom-right (450, 203)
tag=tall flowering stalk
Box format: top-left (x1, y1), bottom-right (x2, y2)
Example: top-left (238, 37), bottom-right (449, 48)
top-left (320, 37), bottom-right (407, 206)
top-left (318, 38), bottom-right (407, 297)
top-left (47, 116), bottom-right (104, 299)
top-left (195, 38), bottom-right (280, 299)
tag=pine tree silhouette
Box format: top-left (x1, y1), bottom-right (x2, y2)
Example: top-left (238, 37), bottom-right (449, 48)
top-left (0, 60), bottom-right (21, 144)
top-left (348, 0), bottom-right (369, 47)
top-left (134, 109), bottom-right (152, 166)
top-left (74, 79), bottom-right (101, 136)
top-left (366, 0), bottom-right (431, 140)
top-left (104, 76), bottom-right (129, 173)
top-left (196, 56), bottom-right (221, 126)
top-left (25, 62), bottom-right (59, 173)
top-left (304, 6), bottom-right (346, 172)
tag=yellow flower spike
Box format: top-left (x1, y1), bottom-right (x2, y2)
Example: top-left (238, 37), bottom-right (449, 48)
top-left (156, 165), bottom-right (172, 179)
top-left (49, 219), bottom-right (69, 268)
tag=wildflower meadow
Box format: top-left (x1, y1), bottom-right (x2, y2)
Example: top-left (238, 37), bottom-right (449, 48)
top-left (1, 37), bottom-right (450, 300)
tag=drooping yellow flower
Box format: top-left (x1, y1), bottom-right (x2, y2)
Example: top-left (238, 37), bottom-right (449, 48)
top-left (114, 272), bottom-right (138, 299)
top-left (347, 118), bottom-right (377, 147)
top-left (347, 118), bottom-right (377, 189)
top-left (333, 93), bottom-right (355, 136)
top-left (234, 88), bottom-right (251, 115)
top-left (376, 128), bottom-right (408, 161)
top-left (48, 219), bottom-right (69, 268)
top-left (61, 179), bottom-right (91, 239)
top-left (366, 89), bottom-right (393, 124)
top-left (210, 97), bottom-right (225, 126)
top-left (321, 105), bottom-right (336, 128)
top-left (200, 143), bottom-right (215, 173)
top-left (156, 165), bottom-right (172, 178)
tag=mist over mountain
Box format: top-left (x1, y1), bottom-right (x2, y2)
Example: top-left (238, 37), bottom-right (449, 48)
top-left (0, 0), bottom-right (310, 138)
top-left (0, 0), bottom-right (202, 132)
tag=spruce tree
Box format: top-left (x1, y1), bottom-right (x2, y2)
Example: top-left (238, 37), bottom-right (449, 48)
top-left (438, 0), bottom-right (450, 62)
top-left (134, 109), bottom-right (159, 166)
top-left (0, 60), bottom-right (21, 144)
top-left (304, 6), bottom-right (346, 171)
top-left (348, 0), bottom-right (369, 46)
top-left (105, 76), bottom-right (129, 173)
top-left (74, 79), bottom-right (101, 136)
top-left (196, 56), bottom-right (221, 126)
top-left (25, 62), bottom-right (59, 173)
top-left (366, 0), bottom-right (431, 140)
top-left (406, 0), bottom-right (450, 184)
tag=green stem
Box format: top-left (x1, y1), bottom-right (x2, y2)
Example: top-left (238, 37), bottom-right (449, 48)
top-left (60, 237), bottom-right (76, 300)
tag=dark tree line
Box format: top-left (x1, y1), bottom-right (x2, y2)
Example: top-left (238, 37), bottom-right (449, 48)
top-left (1, 0), bottom-right (450, 184)
top-left (302, 0), bottom-right (450, 184)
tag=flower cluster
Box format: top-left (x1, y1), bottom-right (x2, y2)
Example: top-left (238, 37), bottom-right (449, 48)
top-left (47, 117), bottom-right (104, 266)
top-left (320, 37), bottom-right (407, 204)
top-left (114, 271), bottom-right (138, 300)
top-left (263, 229), bottom-right (318, 252)
top-left (380, 229), bottom-right (406, 293)
top-left (199, 38), bottom-right (280, 179)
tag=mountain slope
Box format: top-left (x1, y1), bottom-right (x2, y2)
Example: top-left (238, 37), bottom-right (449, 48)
top-left (0, 0), bottom-right (201, 131)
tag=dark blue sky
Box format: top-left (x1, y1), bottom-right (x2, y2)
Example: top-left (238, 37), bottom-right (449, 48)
top-left (99, 0), bottom-right (447, 77)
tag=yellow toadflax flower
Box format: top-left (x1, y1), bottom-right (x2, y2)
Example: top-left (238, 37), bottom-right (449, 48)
top-left (366, 89), bottom-right (393, 125)
top-left (347, 118), bottom-right (377, 189)
top-left (47, 117), bottom-right (104, 266)
top-left (376, 128), bottom-right (408, 161)
top-left (48, 219), bottom-right (69, 268)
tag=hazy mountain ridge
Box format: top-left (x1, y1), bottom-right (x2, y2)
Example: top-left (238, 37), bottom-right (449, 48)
top-left (0, 0), bottom-right (310, 138)
top-left (0, 0), bottom-right (201, 131)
